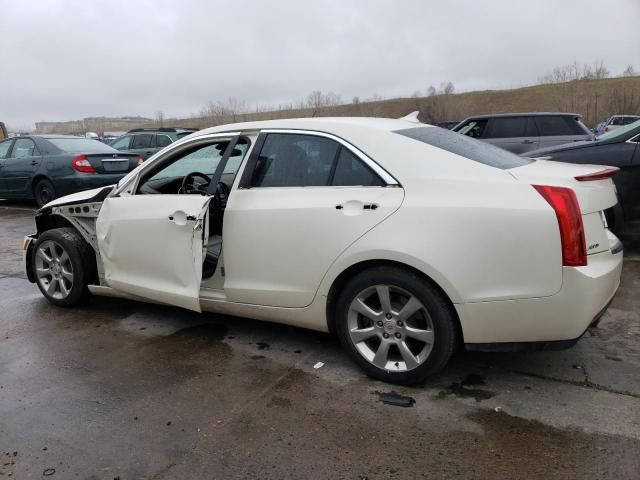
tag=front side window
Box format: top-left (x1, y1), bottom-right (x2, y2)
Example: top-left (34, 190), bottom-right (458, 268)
top-left (0, 140), bottom-right (12, 159)
top-left (111, 135), bottom-right (131, 150)
top-left (12, 138), bottom-right (40, 158)
top-left (131, 134), bottom-right (153, 149)
top-left (137, 139), bottom-right (249, 195)
top-left (455, 120), bottom-right (488, 139)
top-left (534, 116), bottom-right (587, 136)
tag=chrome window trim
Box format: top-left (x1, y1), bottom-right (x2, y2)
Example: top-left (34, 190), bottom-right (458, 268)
top-left (625, 133), bottom-right (640, 144)
top-left (258, 128), bottom-right (400, 186)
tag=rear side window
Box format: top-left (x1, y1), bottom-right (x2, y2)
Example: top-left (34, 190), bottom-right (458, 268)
top-left (131, 134), bottom-right (153, 149)
top-left (12, 138), bottom-right (40, 157)
top-left (251, 133), bottom-right (385, 187)
top-left (395, 126), bottom-right (533, 170)
top-left (332, 148), bottom-right (384, 186)
top-left (534, 116), bottom-right (587, 136)
top-left (155, 135), bottom-right (172, 148)
top-left (485, 117), bottom-right (537, 138)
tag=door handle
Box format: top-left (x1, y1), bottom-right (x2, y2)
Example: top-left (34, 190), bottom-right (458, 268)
top-left (335, 203), bottom-right (378, 211)
top-left (31, 160), bottom-right (38, 165)
top-left (522, 139), bottom-right (534, 144)
top-left (168, 211), bottom-right (197, 225)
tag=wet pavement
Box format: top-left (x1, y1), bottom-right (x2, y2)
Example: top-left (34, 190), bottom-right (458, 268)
top-left (0, 203), bottom-right (639, 479)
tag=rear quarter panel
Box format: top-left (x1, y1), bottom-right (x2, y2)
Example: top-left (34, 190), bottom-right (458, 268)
top-left (319, 177), bottom-right (562, 304)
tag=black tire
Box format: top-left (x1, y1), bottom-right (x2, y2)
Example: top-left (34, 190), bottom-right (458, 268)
top-left (33, 178), bottom-right (57, 208)
top-left (335, 266), bottom-right (457, 385)
top-left (32, 228), bottom-right (94, 307)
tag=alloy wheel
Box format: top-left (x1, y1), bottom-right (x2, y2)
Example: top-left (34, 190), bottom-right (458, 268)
top-left (35, 240), bottom-right (74, 300)
top-left (347, 284), bottom-right (434, 372)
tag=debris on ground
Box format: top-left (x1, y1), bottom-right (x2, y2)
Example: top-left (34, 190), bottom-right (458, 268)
top-left (494, 406), bottom-right (504, 413)
top-left (43, 468), bottom-right (56, 476)
top-left (313, 362), bottom-right (324, 369)
top-left (376, 390), bottom-right (416, 407)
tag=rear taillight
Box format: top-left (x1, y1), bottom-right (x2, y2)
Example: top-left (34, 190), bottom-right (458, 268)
top-left (574, 167), bottom-right (619, 181)
top-left (136, 155), bottom-right (144, 166)
top-left (533, 184), bottom-right (587, 267)
top-left (71, 155), bottom-right (96, 173)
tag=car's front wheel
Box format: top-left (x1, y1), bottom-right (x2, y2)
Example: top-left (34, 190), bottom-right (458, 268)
top-left (336, 266), bottom-right (457, 385)
top-left (32, 228), bottom-right (93, 307)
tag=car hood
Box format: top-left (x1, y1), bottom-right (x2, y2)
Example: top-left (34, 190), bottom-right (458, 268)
top-left (38, 185), bottom-right (115, 212)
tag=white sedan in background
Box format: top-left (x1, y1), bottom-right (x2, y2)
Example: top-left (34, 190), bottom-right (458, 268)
top-left (23, 117), bottom-right (623, 385)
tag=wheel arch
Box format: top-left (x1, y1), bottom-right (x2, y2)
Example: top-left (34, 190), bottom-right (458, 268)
top-left (31, 174), bottom-right (53, 195)
top-left (32, 212), bottom-right (99, 284)
top-left (324, 259), bottom-right (464, 345)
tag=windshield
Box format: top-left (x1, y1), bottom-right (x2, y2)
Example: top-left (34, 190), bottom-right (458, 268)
top-left (47, 138), bottom-right (117, 153)
top-left (596, 119), bottom-right (640, 141)
top-left (395, 126), bottom-right (533, 169)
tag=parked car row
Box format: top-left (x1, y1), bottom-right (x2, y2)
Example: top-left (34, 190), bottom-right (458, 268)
top-left (0, 135), bottom-right (142, 206)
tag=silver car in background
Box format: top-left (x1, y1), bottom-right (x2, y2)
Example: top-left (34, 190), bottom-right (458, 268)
top-left (453, 112), bottom-right (593, 154)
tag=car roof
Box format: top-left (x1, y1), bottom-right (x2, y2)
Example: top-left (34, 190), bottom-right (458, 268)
top-left (198, 116), bottom-right (423, 136)
top-left (461, 112), bottom-right (580, 120)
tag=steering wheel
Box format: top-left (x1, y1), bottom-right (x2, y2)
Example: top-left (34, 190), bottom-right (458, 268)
top-left (179, 172), bottom-right (211, 195)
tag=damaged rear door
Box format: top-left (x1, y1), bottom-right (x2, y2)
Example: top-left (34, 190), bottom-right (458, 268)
top-left (96, 195), bottom-right (210, 311)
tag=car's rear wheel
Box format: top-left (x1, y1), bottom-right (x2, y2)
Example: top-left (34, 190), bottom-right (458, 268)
top-left (32, 228), bottom-right (93, 307)
top-left (335, 266), bottom-right (457, 385)
top-left (34, 179), bottom-right (57, 207)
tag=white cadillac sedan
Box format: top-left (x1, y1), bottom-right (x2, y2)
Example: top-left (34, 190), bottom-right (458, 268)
top-left (23, 117), bottom-right (623, 385)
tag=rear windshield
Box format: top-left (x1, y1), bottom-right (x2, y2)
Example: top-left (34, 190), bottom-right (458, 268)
top-left (47, 138), bottom-right (116, 153)
top-left (394, 126), bottom-right (533, 169)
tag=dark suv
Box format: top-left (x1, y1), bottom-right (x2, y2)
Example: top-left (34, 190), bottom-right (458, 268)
top-left (110, 127), bottom-right (198, 160)
top-left (452, 113), bottom-right (593, 154)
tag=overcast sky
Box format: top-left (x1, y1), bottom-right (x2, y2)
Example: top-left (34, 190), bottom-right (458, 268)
top-left (1, 0), bottom-right (638, 129)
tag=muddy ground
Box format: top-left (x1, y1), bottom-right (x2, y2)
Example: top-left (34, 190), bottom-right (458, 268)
top-left (0, 203), bottom-right (638, 479)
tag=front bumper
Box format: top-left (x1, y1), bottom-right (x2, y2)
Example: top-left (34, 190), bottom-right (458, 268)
top-left (23, 234), bottom-right (37, 283)
top-left (456, 246), bottom-right (623, 346)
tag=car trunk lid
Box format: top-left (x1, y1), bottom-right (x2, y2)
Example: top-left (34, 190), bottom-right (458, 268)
top-left (83, 153), bottom-right (140, 174)
top-left (510, 160), bottom-right (618, 256)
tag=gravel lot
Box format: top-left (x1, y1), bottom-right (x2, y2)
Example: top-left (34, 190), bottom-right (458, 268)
top-left (0, 203), bottom-right (638, 479)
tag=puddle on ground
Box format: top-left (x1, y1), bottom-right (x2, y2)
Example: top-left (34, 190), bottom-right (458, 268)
top-left (437, 373), bottom-right (496, 402)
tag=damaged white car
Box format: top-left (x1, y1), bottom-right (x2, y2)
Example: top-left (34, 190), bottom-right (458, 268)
top-left (24, 117), bottom-right (623, 384)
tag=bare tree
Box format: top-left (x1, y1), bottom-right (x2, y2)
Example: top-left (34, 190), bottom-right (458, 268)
top-left (426, 85), bottom-right (437, 97)
top-left (623, 64), bottom-right (636, 77)
top-left (155, 111), bottom-right (165, 127)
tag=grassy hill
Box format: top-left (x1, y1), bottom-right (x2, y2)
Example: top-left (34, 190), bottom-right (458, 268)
top-left (36, 76), bottom-right (640, 134)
